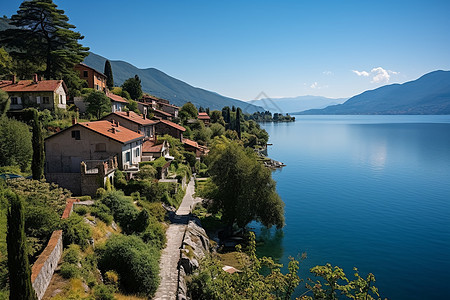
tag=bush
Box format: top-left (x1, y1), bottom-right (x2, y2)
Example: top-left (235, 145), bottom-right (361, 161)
top-left (104, 270), bottom-right (119, 286)
top-left (74, 205), bottom-right (89, 216)
top-left (93, 284), bottom-right (115, 300)
top-left (96, 188), bottom-right (107, 199)
top-left (90, 202), bottom-right (113, 225)
top-left (97, 235), bottom-right (160, 297)
top-left (61, 213), bottom-right (92, 249)
top-left (60, 262), bottom-right (79, 279)
top-left (63, 244), bottom-right (81, 265)
top-left (140, 219), bottom-right (167, 249)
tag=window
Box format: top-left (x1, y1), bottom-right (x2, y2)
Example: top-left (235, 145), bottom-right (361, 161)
top-left (43, 96), bottom-right (50, 104)
top-left (125, 151), bottom-right (131, 162)
top-left (95, 143), bottom-right (106, 152)
top-left (71, 130), bottom-right (80, 140)
top-left (83, 70), bottom-right (88, 77)
top-left (59, 95), bottom-right (63, 104)
top-left (11, 97), bottom-right (18, 105)
top-left (135, 147), bottom-right (140, 157)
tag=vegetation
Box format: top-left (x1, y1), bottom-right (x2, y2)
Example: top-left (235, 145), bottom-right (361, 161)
top-left (84, 89), bottom-right (111, 119)
top-left (0, 90), bottom-right (9, 117)
top-left (30, 109), bottom-right (44, 180)
top-left (122, 75), bottom-right (143, 100)
top-left (0, 117), bottom-right (32, 172)
top-left (6, 191), bottom-right (37, 300)
top-left (61, 213), bottom-right (92, 250)
top-left (104, 60), bottom-right (114, 90)
top-left (0, 0), bottom-right (89, 95)
top-left (204, 138), bottom-right (284, 229)
top-left (97, 234), bottom-right (160, 297)
top-left (246, 111), bottom-right (295, 122)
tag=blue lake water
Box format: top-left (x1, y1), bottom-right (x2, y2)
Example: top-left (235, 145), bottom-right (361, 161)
top-left (253, 115), bottom-right (450, 300)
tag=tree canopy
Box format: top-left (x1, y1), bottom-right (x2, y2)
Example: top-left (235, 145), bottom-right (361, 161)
top-left (0, 0), bottom-right (89, 80)
top-left (0, 117), bottom-right (32, 172)
top-left (122, 75), bottom-right (142, 100)
top-left (205, 138), bottom-right (284, 228)
top-left (84, 89), bottom-right (111, 119)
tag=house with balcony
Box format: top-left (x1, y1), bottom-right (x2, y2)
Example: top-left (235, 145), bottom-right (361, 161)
top-left (45, 120), bottom-right (144, 195)
top-left (0, 75), bottom-right (67, 110)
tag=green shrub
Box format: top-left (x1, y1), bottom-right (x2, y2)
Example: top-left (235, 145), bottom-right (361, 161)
top-left (77, 195), bottom-right (92, 201)
top-left (104, 270), bottom-right (119, 286)
top-left (97, 235), bottom-right (160, 297)
top-left (93, 284), bottom-right (115, 300)
top-left (61, 213), bottom-right (92, 249)
top-left (60, 262), bottom-right (79, 279)
top-left (25, 206), bottom-right (60, 238)
top-left (140, 219), bottom-right (166, 250)
top-left (63, 244), bottom-right (81, 265)
top-left (74, 205), bottom-right (89, 216)
top-left (90, 202), bottom-right (113, 225)
top-left (114, 170), bottom-right (127, 190)
top-left (96, 188), bottom-right (107, 199)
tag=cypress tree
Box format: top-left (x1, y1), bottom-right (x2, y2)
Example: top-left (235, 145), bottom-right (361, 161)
top-left (6, 191), bottom-right (38, 300)
top-left (236, 107), bottom-right (242, 139)
top-left (104, 60), bottom-right (114, 90)
top-left (222, 106), bottom-right (231, 130)
top-left (31, 109), bottom-right (44, 180)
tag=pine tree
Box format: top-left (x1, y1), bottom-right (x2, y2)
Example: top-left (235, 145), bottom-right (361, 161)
top-left (122, 75), bottom-right (142, 100)
top-left (104, 60), bottom-right (114, 90)
top-left (0, 0), bottom-right (89, 79)
top-left (6, 191), bottom-right (38, 300)
top-left (31, 109), bottom-right (44, 180)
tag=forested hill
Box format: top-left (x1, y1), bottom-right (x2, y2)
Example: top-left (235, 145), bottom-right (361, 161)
top-left (299, 70), bottom-right (450, 115)
top-left (83, 52), bottom-right (264, 113)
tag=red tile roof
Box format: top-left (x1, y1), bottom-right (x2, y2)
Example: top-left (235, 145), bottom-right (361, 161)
top-left (183, 138), bottom-right (200, 149)
top-left (76, 63), bottom-right (106, 78)
top-left (107, 111), bottom-right (158, 126)
top-left (152, 108), bottom-right (172, 117)
top-left (142, 140), bottom-right (164, 153)
top-left (0, 80), bottom-right (67, 93)
top-left (78, 120), bottom-right (144, 144)
top-left (198, 112), bottom-right (210, 120)
top-left (157, 119), bottom-right (186, 132)
top-left (106, 91), bottom-right (129, 104)
top-left (159, 102), bottom-right (180, 109)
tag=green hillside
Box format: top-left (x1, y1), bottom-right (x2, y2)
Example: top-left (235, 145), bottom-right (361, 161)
top-left (83, 52), bottom-right (264, 113)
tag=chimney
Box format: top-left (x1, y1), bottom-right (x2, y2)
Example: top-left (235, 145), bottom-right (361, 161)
top-left (72, 117), bottom-right (77, 125)
top-left (33, 74), bottom-right (38, 83)
top-left (143, 114), bottom-right (147, 120)
top-left (127, 111), bottom-right (130, 117)
top-left (112, 127), bottom-right (116, 134)
top-left (11, 74), bottom-right (16, 84)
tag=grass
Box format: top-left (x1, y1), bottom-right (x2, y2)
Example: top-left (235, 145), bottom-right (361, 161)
top-left (216, 251), bottom-right (246, 270)
top-left (191, 203), bottom-right (223, 233)
top-left (114, 293), bottom-right (147, 300)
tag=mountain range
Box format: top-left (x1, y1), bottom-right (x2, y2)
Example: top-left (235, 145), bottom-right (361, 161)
top-left (248, 95), bottom-right (347, 114)
top-left (83, 52), bottom-right (264, 113)
top-left (299, 70), bottom-right (450, 115)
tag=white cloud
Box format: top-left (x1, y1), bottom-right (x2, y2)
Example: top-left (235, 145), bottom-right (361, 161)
top-left (352, 67), bottom-right (399, 84)
top-left (323, 70), bottom-right (333, 75)
top-left (352, 70), bottom-right (370, 77)
top-left (310, 82), bottom-right (328, 89)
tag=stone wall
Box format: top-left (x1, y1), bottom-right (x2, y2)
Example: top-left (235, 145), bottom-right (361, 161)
top-left (31, 230), bottom-right (63, 300)
top-left (30, 198), bottom-right (77, 299)
top-left (46, 173), bottom-right (81, 195)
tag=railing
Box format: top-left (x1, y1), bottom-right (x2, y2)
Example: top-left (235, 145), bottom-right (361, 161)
top-left (82, 156), bottom-right (118, 175)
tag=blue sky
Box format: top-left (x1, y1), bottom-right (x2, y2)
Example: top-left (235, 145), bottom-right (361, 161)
top-left (2, 0), bottom-right (450, 100)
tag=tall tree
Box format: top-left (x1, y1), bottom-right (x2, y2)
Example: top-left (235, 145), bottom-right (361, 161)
top-left (221, 106), bottom-right (231, 129)
top-left (206, 139), bottom-right (285, 229)
top-left (122, 75), bottom-right (142, 100)
top-left (84, 89), bottom-right (111, 119)
top-left (104, 60), bottom-right (114, 90)
top-left (0, 0), bottom-right (89, 79)
top-left (236, 107), bottom-right (242, 139)
top-left (6, 190), bottom-right (38, 300)
top-left (31, 109), bottom-right (44, 180)
top-left (0, 117), bottom-right (32, 172)
top-left (0, 90), bottom-right (10, 117)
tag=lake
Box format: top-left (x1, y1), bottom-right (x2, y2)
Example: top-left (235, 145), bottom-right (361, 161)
top-left (254, 115), bottom-right (450, 299)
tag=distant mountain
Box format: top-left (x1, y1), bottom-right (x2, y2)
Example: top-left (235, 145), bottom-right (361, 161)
top-left (83, 52), bottom-right (264, 113)
top-left (0, 17), bottom-right (14, 31)
top-left (300, 70), bottom-right (450, 115)
top-left (249, 95), bottom-right (347, 114)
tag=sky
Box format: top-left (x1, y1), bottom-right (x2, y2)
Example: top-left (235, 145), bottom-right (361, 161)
top-left (2, 0), bottom-right (450, 101)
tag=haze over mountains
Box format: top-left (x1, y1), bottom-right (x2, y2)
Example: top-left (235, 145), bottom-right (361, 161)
top-left (249, 96), bottom-right (347, 114)
top-left (300, 70), bottom-right (450, 115)
top-left (83, 52), bottom-right (264, 113)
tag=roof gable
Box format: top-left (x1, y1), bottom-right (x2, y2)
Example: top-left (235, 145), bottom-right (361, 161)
top-left (0, 80), bottom-right (66, 93)
top-left (104, 111), bottom-right (157, 126)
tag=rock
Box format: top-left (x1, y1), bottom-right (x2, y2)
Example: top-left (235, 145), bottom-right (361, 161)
top-left (179, 221), bottom-right (209, 275)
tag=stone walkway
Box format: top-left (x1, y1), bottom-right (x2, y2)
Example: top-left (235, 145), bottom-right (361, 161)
top-left (153, 177), bottom-right (201, 300)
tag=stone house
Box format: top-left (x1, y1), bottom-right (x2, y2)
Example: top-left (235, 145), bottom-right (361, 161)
top-left (45, 120), bottom-right (144, 195)
top-left (74, 63), bottom-right (106, 91)
top-left (0, 75), bottom-right (67, 110)
top-left (142, 139), bottom-right (171, 161)
top-left (155, 119), bottom-right (186, 141)
top-left (102, 111), bottom-right (157, 138)
top-left (106, 91), bottom-right (128, 112)
top-left (183, 138), bottom-right (204, 158)
top-left (158, 102), bottom-right (179, 118)
top-left (198, 112), bottom-right (210, 125)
